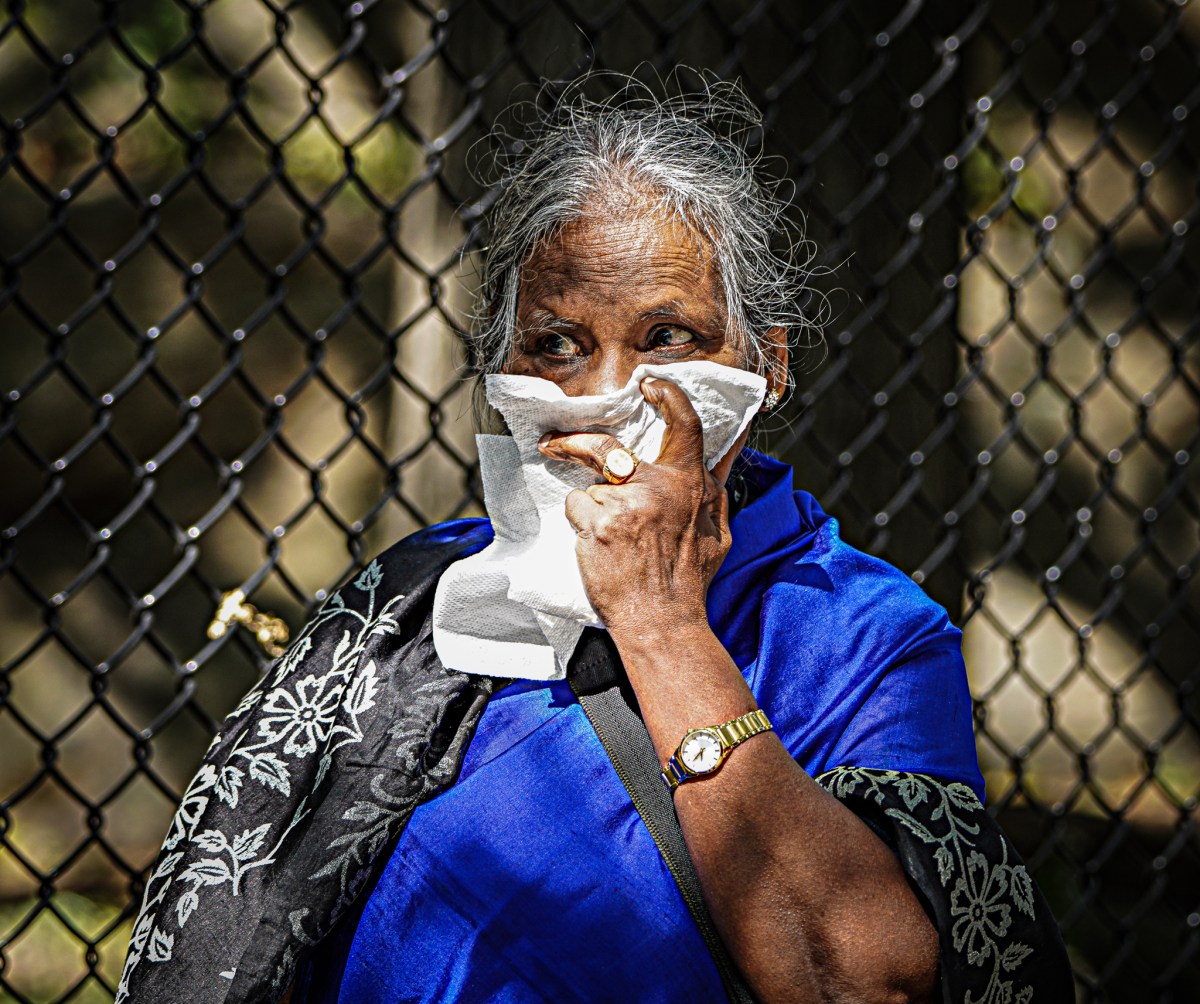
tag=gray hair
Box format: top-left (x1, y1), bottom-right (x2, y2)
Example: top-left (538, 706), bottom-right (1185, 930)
top-left (467, 73), bottom-right (821, 390)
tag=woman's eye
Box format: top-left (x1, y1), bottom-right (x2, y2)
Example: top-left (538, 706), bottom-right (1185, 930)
top-left (648, 326), bottom-right (695, 349)
top-left (539, 333), bottom-right (582, 357)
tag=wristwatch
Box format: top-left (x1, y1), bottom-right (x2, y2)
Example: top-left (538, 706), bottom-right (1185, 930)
top-left (661, 709), bottom-right (773, 792)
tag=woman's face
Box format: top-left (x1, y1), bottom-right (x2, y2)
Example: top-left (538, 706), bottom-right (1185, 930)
top-left (506, 204), bottom-right (744, 396)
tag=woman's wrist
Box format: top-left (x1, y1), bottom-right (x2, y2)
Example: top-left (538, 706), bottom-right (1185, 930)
top-left (605, 608), bottom-right (714, 661)
top-left (608, 617), bottom-right (752, 704)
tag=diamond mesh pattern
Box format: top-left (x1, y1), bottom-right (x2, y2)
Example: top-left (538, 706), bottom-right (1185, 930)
top-left (1, 1), bottom-right (1197, 1000)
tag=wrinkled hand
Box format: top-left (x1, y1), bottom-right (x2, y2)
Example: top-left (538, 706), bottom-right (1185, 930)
top-left (537, 378), bottom-right (731, 637)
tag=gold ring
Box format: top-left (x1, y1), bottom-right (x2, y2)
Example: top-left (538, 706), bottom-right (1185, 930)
top-left (601, 446), bottom-right (639, 484)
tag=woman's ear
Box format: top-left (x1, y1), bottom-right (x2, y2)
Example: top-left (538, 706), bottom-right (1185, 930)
top-left (763, 326), bottom-right (790, 405)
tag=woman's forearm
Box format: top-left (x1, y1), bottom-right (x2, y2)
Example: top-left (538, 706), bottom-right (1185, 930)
top-left (610, 618), bottom-right (940, 1004)
top-left (539, 381), bottom-right (938, 999)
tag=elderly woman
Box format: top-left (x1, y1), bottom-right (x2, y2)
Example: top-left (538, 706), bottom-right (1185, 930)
top-left (118, 79), bottom-right (1071, 1003)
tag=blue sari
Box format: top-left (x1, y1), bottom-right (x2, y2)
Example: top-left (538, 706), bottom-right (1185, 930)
top-left (299, 451), bottom-right (982, 1002)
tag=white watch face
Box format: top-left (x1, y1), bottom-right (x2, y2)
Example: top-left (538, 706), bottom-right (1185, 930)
top-left (680, 730), bottom-right (723, 773)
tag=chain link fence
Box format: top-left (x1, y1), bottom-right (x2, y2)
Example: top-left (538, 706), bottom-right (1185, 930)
top-left (1, 0), bottom-right (1198, 1000)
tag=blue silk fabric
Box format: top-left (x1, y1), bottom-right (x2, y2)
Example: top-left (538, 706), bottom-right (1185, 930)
top-left (300, 451), bottom-right (983, 1003)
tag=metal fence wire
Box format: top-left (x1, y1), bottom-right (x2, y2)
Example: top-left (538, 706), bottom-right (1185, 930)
top-left (1, 0), bottom-right (1198, 1000)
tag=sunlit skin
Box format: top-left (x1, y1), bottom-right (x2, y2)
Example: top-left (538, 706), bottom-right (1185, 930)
top-left (511, 199), bottom-right (941, 1004)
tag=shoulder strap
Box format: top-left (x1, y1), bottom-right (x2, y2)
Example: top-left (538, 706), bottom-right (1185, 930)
top-left (567, 628), bottom-right (756, 1004)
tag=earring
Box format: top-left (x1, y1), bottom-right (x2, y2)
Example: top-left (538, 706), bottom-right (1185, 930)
top-left (762, 387), bottom-right (781, 410)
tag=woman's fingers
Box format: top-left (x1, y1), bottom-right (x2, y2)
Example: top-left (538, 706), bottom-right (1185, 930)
top-left (563, 487), bottom-right (601, 532)
top-left (641, 378), bottom-right (704, 470)
top-left (537, 377), bottom-right (706, 477)
top-left (538, 431), bottom-right (634, 479)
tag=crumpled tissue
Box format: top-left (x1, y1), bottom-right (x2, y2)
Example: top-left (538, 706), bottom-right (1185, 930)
top-left (432, 361), bottom-right (767, 680)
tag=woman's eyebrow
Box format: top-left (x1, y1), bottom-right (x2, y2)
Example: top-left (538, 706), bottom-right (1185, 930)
top-left (639, 301), bottom-right (724, 330)
top-left (521, 308), bottom-right (584, 333)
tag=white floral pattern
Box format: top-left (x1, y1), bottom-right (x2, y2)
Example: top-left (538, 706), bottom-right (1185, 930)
top-left (258, 673), bottom-right (345, 756)
top-left (116, 560), bottom-right (403, 1002)
top-left (952, 849), bottom-right (1014, 964)
top-left (817, 767), bottom-right (1049, 1004)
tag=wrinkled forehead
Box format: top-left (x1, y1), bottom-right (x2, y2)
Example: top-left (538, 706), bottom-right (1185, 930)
top-left (516, 196), bottom-right (726, 319)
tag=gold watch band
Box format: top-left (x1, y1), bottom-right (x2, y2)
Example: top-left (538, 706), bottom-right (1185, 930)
top-left (714, 709), bottom-right (772, 747)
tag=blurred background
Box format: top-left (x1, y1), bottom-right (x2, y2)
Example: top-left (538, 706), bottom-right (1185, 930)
top-left (1, 0), bottom-right (1197, 1000)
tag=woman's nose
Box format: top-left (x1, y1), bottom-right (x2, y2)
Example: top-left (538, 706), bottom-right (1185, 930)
top-left (573, 346), bottom-right (637, 397)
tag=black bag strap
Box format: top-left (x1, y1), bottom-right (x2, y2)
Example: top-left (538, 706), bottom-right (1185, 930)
top-left (567, 628), bottom-right (756, 1004)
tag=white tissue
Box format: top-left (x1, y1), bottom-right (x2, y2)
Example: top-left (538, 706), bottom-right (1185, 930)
top-left (432, 361), bottom-right (767, 680)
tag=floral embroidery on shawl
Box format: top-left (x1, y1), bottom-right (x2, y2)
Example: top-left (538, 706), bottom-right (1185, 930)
top-left (117, 531), bottom-right (499, 1003)
top-left (817, 767), bottom-right (1073, 1004)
